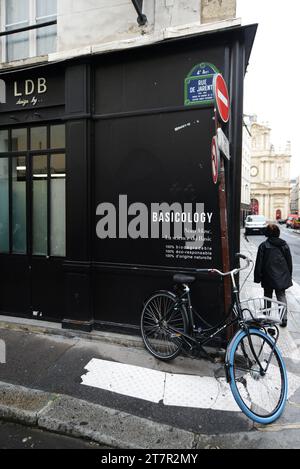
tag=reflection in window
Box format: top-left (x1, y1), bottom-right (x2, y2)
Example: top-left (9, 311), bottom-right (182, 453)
top-left (33, 155), bottom-right (48, 255)
top-left (0, 130), bottom-right (9, 152)
top-left (12, 156), bottom-right (27, 254)
top-left (31, 126), bottom-right (47, 150)
top-left (0, 158), bottom-right (9, 253)
top-left (50, 124), bottom-right (65, 149)
top-left (51, 154), bottom-right (65, 256)
top-left (12, 128), bottom-right (27, 151)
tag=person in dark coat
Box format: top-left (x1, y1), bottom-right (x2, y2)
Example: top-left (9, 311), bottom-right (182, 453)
top-left (254, 223), bottom-right (293, 327)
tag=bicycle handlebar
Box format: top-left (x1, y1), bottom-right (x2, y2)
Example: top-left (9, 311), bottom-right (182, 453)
top-left (196, 253), bottom-right (253, 277)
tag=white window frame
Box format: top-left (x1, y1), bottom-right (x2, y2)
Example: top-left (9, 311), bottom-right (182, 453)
top-left (1, 0), bottom-right (57, 63)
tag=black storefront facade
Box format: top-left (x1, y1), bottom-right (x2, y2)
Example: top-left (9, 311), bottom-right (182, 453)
top-left (0, 25), bottom-right (256, 334)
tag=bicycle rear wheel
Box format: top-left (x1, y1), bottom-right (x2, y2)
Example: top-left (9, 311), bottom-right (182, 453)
top-left (141, 291), bottom-right (188, 361)
top-left (228, 328), bottom-right (288, 424)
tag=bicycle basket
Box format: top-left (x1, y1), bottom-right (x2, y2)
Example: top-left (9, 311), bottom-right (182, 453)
top-left (240, 297), bottom-right (287, 325)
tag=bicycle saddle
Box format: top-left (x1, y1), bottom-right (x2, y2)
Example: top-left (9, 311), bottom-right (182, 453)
top-left (173, 274), bottom-right (196, 284)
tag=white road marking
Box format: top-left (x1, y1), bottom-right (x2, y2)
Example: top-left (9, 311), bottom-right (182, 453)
top-left (81, 358), bottom-right (165, 403)
top-left (81, 358), bottom-right (300, 413)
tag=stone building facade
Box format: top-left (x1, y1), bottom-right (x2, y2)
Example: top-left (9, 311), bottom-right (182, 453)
top-left (250, 121), bottom-right (291, 221)
top-left (240, 114), bottom-right (253, 223)
top-left (0, 0), bottom-right (238, 68)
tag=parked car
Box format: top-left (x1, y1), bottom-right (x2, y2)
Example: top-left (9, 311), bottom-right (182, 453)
top-left (278, 218), bottom-right (287, 225)
top-left (245, 215), bottom-right (267, 235)
top-left (291, 217), bottom-right (300, 230)
top-left (286, 214), bottom-right (298, 228)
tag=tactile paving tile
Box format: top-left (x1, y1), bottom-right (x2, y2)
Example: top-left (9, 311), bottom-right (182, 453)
top-left (163, 373), bottom-right (219, 409)
top-left (82, 358), bottom-right (165, 403)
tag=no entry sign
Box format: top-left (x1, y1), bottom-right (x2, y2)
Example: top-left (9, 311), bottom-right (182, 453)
top-left (213, 74), bottom-right (230, 124)
top-left (211, 136), bottom-right (220, 185)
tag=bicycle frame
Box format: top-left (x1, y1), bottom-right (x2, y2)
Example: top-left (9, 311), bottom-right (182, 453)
top-left (169, 284), bottom-right (240, 350)
top-left (167, 258), bottom-right (279, 375)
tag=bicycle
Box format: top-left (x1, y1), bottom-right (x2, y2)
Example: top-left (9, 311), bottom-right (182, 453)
top-left (140, 253), bottom-right (288, 424)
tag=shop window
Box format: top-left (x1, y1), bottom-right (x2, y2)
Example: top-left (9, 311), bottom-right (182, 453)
top-left (31, 126), bottom-right (47, 150)
top-left (12, 156), bottom-right (27, 254)
top-left (50, 124), bottom-right (65, 149)
top-left (0, 123), bottom-right (66, 257)
top-left (0, 158), bottom-right (9, 253)
top-left (1, 0), bottom-right (57, 63)
top-left (0, 130), bottom-right (9, 152)
top-left (11, 128), bottom-right (27, 151)
top-left (50, 154), bottom-right (66, 256)
top-left (32, 154), bottom-right (47, 255)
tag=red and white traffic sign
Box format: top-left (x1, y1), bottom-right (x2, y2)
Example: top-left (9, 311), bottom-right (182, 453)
top-left (213, 73), bottom-right (230, 124)
top-left (211, 136), bottom-right (220, 185)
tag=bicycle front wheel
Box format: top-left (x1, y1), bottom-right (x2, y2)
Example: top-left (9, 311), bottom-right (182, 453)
top-left (228, 328), bottom-right (288, 424)
top-left (141, 291), bottom-right (188, 361)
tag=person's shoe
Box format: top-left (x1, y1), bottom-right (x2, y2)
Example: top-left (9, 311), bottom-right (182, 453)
top-left (280, 319), bottom-right (288, 328)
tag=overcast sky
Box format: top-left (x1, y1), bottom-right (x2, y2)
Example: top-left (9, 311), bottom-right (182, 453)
top-left (237, 0), bottom-right (299, 174)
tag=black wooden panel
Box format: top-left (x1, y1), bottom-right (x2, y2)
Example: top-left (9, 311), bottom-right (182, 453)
top-left (31, 258), bottom-right (65, 320)
top-left (94, 109), bottom-right (221, 269)
top-left (94, 38), bottom-right (224, 115)
top-left (65, 64), bottom-right (90, 116)
top-left (66, 120), bottom-right (89, 260)
top-left (0, 255), bottom-right (31, 315)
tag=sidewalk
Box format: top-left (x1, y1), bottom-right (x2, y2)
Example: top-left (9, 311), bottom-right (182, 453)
top-left (0, 234), bottom-right (300, 449)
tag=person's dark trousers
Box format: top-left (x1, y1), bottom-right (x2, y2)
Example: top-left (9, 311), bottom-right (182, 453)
top-left (264, 288), bottom-right (288, 321)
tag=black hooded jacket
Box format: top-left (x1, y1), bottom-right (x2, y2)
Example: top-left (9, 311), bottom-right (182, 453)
top-left (254, 237), bottom-right (293, 290)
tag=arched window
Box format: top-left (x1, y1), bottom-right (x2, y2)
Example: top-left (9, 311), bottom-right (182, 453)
top-left (277, 166), bottom-right (282, 178)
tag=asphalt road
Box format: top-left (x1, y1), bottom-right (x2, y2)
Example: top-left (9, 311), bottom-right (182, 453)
top-left (245, 225), bottom-right (300, 285)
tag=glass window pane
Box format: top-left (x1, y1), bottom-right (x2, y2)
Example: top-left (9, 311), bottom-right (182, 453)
top-left (37, 23), bottom-right (57, 56)
top-left (6, 0), bottom-right (30, 62)
top-left (36, 1), bottom-right (57, 56)
top-left (0, 158), bottom-right (9, 253)
top-left (50, 124), bottom-right (65, 149)
top-left (31, 126), bottom-right (47, 150)
top-left (12, 156), bottom-right (27, 254)
top-left (51, 154), bottom-right (65, 256)
top-left (6, 30), bottom-right (29, 62)
top-left (36, 0), bottom-right (57, 17)
top-left (33, 155), bottom-right (48, 255)
top-left (12, 128), bottom-right (27, 151)
top-left (0, 130), bottom-right (9, 152)
top-left (6, 0), bottom-right (29, 24)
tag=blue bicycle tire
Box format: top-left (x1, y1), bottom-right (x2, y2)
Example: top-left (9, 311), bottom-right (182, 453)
top-left (227, 328), bottom-right (288, 424)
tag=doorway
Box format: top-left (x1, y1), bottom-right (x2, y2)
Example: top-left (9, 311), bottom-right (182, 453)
top-left (0, 123), bottom-right (66, 320)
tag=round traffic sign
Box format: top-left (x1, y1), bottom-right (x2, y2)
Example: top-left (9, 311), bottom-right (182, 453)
top-left (213, 73), bottom-right (230, 123)
top-left (211, 136), bottom-right (220, 185)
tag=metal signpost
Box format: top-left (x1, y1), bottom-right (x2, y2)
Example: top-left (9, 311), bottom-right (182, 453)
top-left (212, 74), bottom-right (232, 337)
